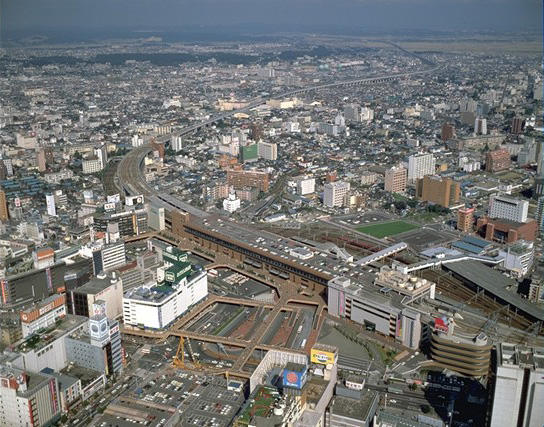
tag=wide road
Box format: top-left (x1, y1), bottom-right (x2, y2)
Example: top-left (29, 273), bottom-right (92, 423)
top-left (116, 63), bottom-right (442, 201)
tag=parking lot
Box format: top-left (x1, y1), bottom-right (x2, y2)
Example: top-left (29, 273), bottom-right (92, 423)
top-left (94, 369), bottom-right (246, 427)
top-left (208, 268), bottom-right (275, 301)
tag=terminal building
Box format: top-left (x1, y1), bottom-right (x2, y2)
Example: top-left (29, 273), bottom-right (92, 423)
top-left (122, 247), bottom-right (208, 329)
top-left (327, 270), bottom-right (434, 349)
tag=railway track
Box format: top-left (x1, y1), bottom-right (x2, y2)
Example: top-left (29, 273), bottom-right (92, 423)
top-left (421, 270), bottom-right (534, 332)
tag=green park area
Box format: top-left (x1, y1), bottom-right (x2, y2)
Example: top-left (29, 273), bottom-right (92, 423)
top-left (356, 221), bottom-right (419, 238)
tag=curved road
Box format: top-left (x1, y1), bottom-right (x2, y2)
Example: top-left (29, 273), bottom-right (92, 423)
top-left (117, 63), bottom-right (442, 204)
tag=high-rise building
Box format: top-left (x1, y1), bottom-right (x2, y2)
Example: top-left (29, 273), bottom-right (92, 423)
top-left (416, 176), bottom-right (460, 208)
top-left (36, 148), bottom-right (47, 172)
top-left (343, 104), bottom-right (360, 122)
top-left (384, 167), bottom-right (407, 193)
top-left (65, 302), bottom-right (122, 377)
top-left (46, 194), bottom-right (56, 217)
top-left (293, 176), bottom-right (315, 195)
top-left (239, 143), bottom-right (258, 163)
top-left (20, 294), bottom-right (66, 338)
top-left (171, 136), bottom-right (183, 152)
top-left (407, 153), bottom-right (435, 183)
top-left (0, 366), bottom-right (61, 426)
top-left (474, 117), bottom-right (487, 135)
top-left (223, 193), bottom-right (241, 213)
top-left (536, 197), bottom-right (544, 237)
top-left (510, 117), bottom-right (524, 134)
top-left (323, 181), bottom-right (350, 208)
top-left (92, 241), bottom-right (126, 275)
top-left (489, 195), bottom-right (529, 223)
top-left (489, 343), bottom-right (544, 427)
top-left (82, 158), bottom-right (103, 174)
top-left (0, 189), bottom-right (9, 221)
top-left (457, 207), bottom-right (475, 232)
top-left (148, 206), bottom-right (165, 231)
top-left (441, 122), bottom-right (455, 141)
top-left (257, 141), bottom-right (278, 161)
top-left (68, 273), bottom-right (123, 319)
top-left (486, 149), bottom-right (511, 172)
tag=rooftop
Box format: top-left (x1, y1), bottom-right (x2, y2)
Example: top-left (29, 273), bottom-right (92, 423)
top-left (16, 315), bottom-right (88, 353)
top-left (331, 389), bottom-right (378, 421)
top-left (444, 260), bottom-right (544, 321)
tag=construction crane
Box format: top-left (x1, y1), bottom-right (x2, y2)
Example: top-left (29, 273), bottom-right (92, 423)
top-left (172, 336), bottom-right (200, 369)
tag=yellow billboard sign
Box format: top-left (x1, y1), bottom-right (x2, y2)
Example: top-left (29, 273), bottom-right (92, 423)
top-left (310, 348), bottom-right (336, 365)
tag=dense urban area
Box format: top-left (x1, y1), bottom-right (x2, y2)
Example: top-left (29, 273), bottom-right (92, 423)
top-left (0, 31), bottom-right (542, 427)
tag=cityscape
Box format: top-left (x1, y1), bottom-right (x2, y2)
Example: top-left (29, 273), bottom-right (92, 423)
top-left (0, 2), bottom-right (543, 427)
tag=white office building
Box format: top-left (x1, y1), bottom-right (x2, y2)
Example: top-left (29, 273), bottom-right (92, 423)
top-left (92, 241), bottom-right (126, 275)
top-left (407, 153), bottom-right (435, 182)
top-left (257, 141), bottom-right (278, 161)
top-left (360, 107), bottom-right (374, 121)
top-left (46, 194), bottom-right (57, 217)
top-left (172, 136), bottom-right (183, 152)
top-left (294, 176), bottom-right (316, 196)
top-left (489, 343), bottom-right (544, 427)
top-left (499, 240), bottom-right (534, 277)
top-left (489, 195), bottom-right (529, 223)
top-left (223, 193), bottom-right (241, 213)
top-left (82, 158), bottom-right (103, 174)
top-left (323, 181), bottom-right (350, 208)
top-left (123, 247), bottom-right (208, 329)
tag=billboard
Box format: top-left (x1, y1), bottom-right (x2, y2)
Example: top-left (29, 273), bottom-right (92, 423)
top-left (283, 369), bottom-right (304, 389)
top-left (311, 348), bottom-right (336, 365)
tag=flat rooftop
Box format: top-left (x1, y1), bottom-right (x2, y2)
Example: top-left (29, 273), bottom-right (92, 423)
top-left (444, 260), bottom-right (544, 321)
top-left (331, 389), bottom-right (378, 421)
top-left (16, 314), bottom-right (88, 353)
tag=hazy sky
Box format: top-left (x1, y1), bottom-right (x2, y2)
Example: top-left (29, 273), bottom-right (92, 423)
top-left (2, 0), bottom-right (542, 36)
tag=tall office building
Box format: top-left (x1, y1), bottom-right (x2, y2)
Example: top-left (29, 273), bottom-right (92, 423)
top-left (0, 189), bottom-right (8, 221)
top-left (46, 194), bottom-right (57, 217)
top-left (36, 148), bottom-right (47, 172)
top-left (416, 176), bottom-right (460, 208)
top-left (293, 176), bottom-right (315, 195)
top-left (457, 207), bottom-right (475, 232)
top-left (489, 195), bottom-right (529, 223)
top-left (65, 301), bottom-right (123, 377)
top-left (92, 241), bottom-right (126, 275)
top-left (171, 136), bottom-right (183, 152)
top-left (489, 343), bottom-right (544, 427)
top-left (486, 149), bottom-right (511, 172)
top-left (474, 117), bottom-right (487, 135)
top-left (384, 167), bottom-right (407, 193)
top-left (323, 181), bottom-right (350, 208)
top-left (441, 122), bottom-right (455, 141)
top-left (511, 117), bottom-right (524, 134)
top-left (535, 197), bottom-right (544, 237)
top-left (0, 366), bottom-right (61, 426)
top-left (257, 141), bottom-right (278, 161)
top-left (407, 153), bottom-right (435, 183)
top-left (343, 104), bottom-right (360, 122)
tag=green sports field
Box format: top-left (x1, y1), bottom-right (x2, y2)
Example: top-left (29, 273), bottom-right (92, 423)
top-left (356, 221), bottom-right (419, 238)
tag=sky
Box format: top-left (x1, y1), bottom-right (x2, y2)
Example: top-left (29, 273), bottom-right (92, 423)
top-left (1, 0), bottom-right (542, 38)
